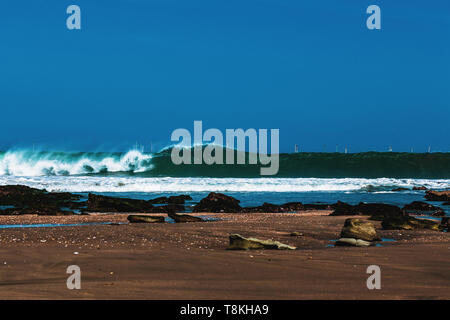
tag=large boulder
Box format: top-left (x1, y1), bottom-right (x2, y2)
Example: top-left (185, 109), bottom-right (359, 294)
top-left (127, 215), bottom-right (165, 223)
top-left (412, 186), bottom-right (427, 191)
top-left (227, 234), bottom-right (296, 250)
top-left (340, 218), bottom-right (380, 241)
top-left (402, 201), bottom-right (445, 216)
top-left (87, 193), bottom-right (154, 212)
top-left (193, 192), bottom-right (241, 213)
top-left (425, 190), bottom-right (450, 202)
top-left (382, 216), bottom-right (443, 231)
top-left (168, 213), bottom-right (204, 223)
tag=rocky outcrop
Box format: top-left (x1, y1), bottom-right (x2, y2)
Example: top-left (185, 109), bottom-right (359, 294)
top-left (425, 190), bottom-right (450, 202)
top-left (358, 203), bottom-right (405, 220)
top-left (402, 201), bottom-right (445, 216)
top-left (87, 193), bottom-right (154, 213)
top-left (127, 215), bottom-right (165, 223)
top-left (340, 218), bottom-right (380, 241)
top-left (330, 202), bottom-right (405, 219)
top-left (0, 185), bottom-right (83, 215)
top-left (168, 213), bottom-right (204, 223)
top-left (382, 216), bottom-right (443, 231)
top-left (193, 192), bottom-right (241, 213)
top-left (227, 234), bottom-right (296, 250)
top-left (412, 186), bottom-right (427, 191)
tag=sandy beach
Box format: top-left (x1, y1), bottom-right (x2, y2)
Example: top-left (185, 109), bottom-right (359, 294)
top-left (0, 212), bottom-right (449, 299)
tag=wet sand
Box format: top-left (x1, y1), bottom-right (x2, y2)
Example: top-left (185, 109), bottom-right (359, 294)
top-left (0, 212), bottom-right (449, 299)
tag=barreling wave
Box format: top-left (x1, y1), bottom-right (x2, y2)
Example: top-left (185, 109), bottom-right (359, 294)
top-left (0, 148), bottom-right (449, 178)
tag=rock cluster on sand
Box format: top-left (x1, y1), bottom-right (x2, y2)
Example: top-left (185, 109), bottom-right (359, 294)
top-left (335, 218), bottom-right (379, 247)
top-left (381, 216), bottom-right (443, 231)
top-left (425, 190), bottom-right (450, 202)
top-left (227, 234), bottom-right (296, 250)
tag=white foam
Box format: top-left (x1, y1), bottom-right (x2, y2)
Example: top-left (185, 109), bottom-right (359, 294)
top-left (0, 176), bottom-right (448, 193)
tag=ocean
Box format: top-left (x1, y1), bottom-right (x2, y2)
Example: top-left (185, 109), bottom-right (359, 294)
top-left (0, 149), bottom-right (449, 215)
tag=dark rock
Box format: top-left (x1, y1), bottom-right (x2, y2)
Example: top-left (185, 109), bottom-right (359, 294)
top-left (441, 217), bottom-right (449, 230)
top-left (152, 204), bottom-right (184, 213)
top-left (127, 215), bottom-right (165, 223)
top-left (412, 186), bottom-right (427, 191)
top-left (443, 202), bottom-right (450, 206)
top-left (424, 190), bottom-right (450, 202)
top-left (149, 196), bottom-right (169, 204)
top-left (193, 192), bottom-right (241, 213)
top-left (87, 193), bottom-right (154, 213)
top-left (0, 185), bottom-right (82, 215)
top-left (340, 218), bottom-right (380, 241)
top-left (382, 216), bottom-right (443, 231)
top-left (357, 203), bottom-right (405, 220)
top-left (149, 195), bottom-right (192, 205)
top-left (403, 201), bottom-right (445, 216)
top-left (168, 213), bottom-right (204, 223)
top-left (227, 234), bottom-right (296, 250)
top-left (392, 187), bottom-right (409, 192)
top-left (168, 195), bottom-right (192, 204)
top-left (329, 201), bottom-right (359, 216)
top-left (330, 202), bottom-right (405, 219)
top-left (302, 203), bottom-right (333, 210)
top-left (242, 202), bottom-right (304, 213)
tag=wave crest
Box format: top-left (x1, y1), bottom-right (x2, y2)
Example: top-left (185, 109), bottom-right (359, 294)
top-left (0, 150), bottom-right (153, 176)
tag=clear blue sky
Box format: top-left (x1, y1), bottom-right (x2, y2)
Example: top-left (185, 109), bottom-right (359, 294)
top-left (0, 0), bottom-right (449, 152)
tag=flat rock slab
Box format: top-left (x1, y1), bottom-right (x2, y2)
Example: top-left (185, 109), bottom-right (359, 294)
top-left (168, 213), bottom-right (204, 223)
top-left (228, 234), bottom-right (296, 250)
top-left (335, 238), bottom-right (373, 247)
top-left (127, 215), bottom-right (165, 223)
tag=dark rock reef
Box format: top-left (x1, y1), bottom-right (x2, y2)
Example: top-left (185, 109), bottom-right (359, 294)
top-left (402, 201), bottom-right (445, 216)
top-left (424, 190), bottom-right (450, 202)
